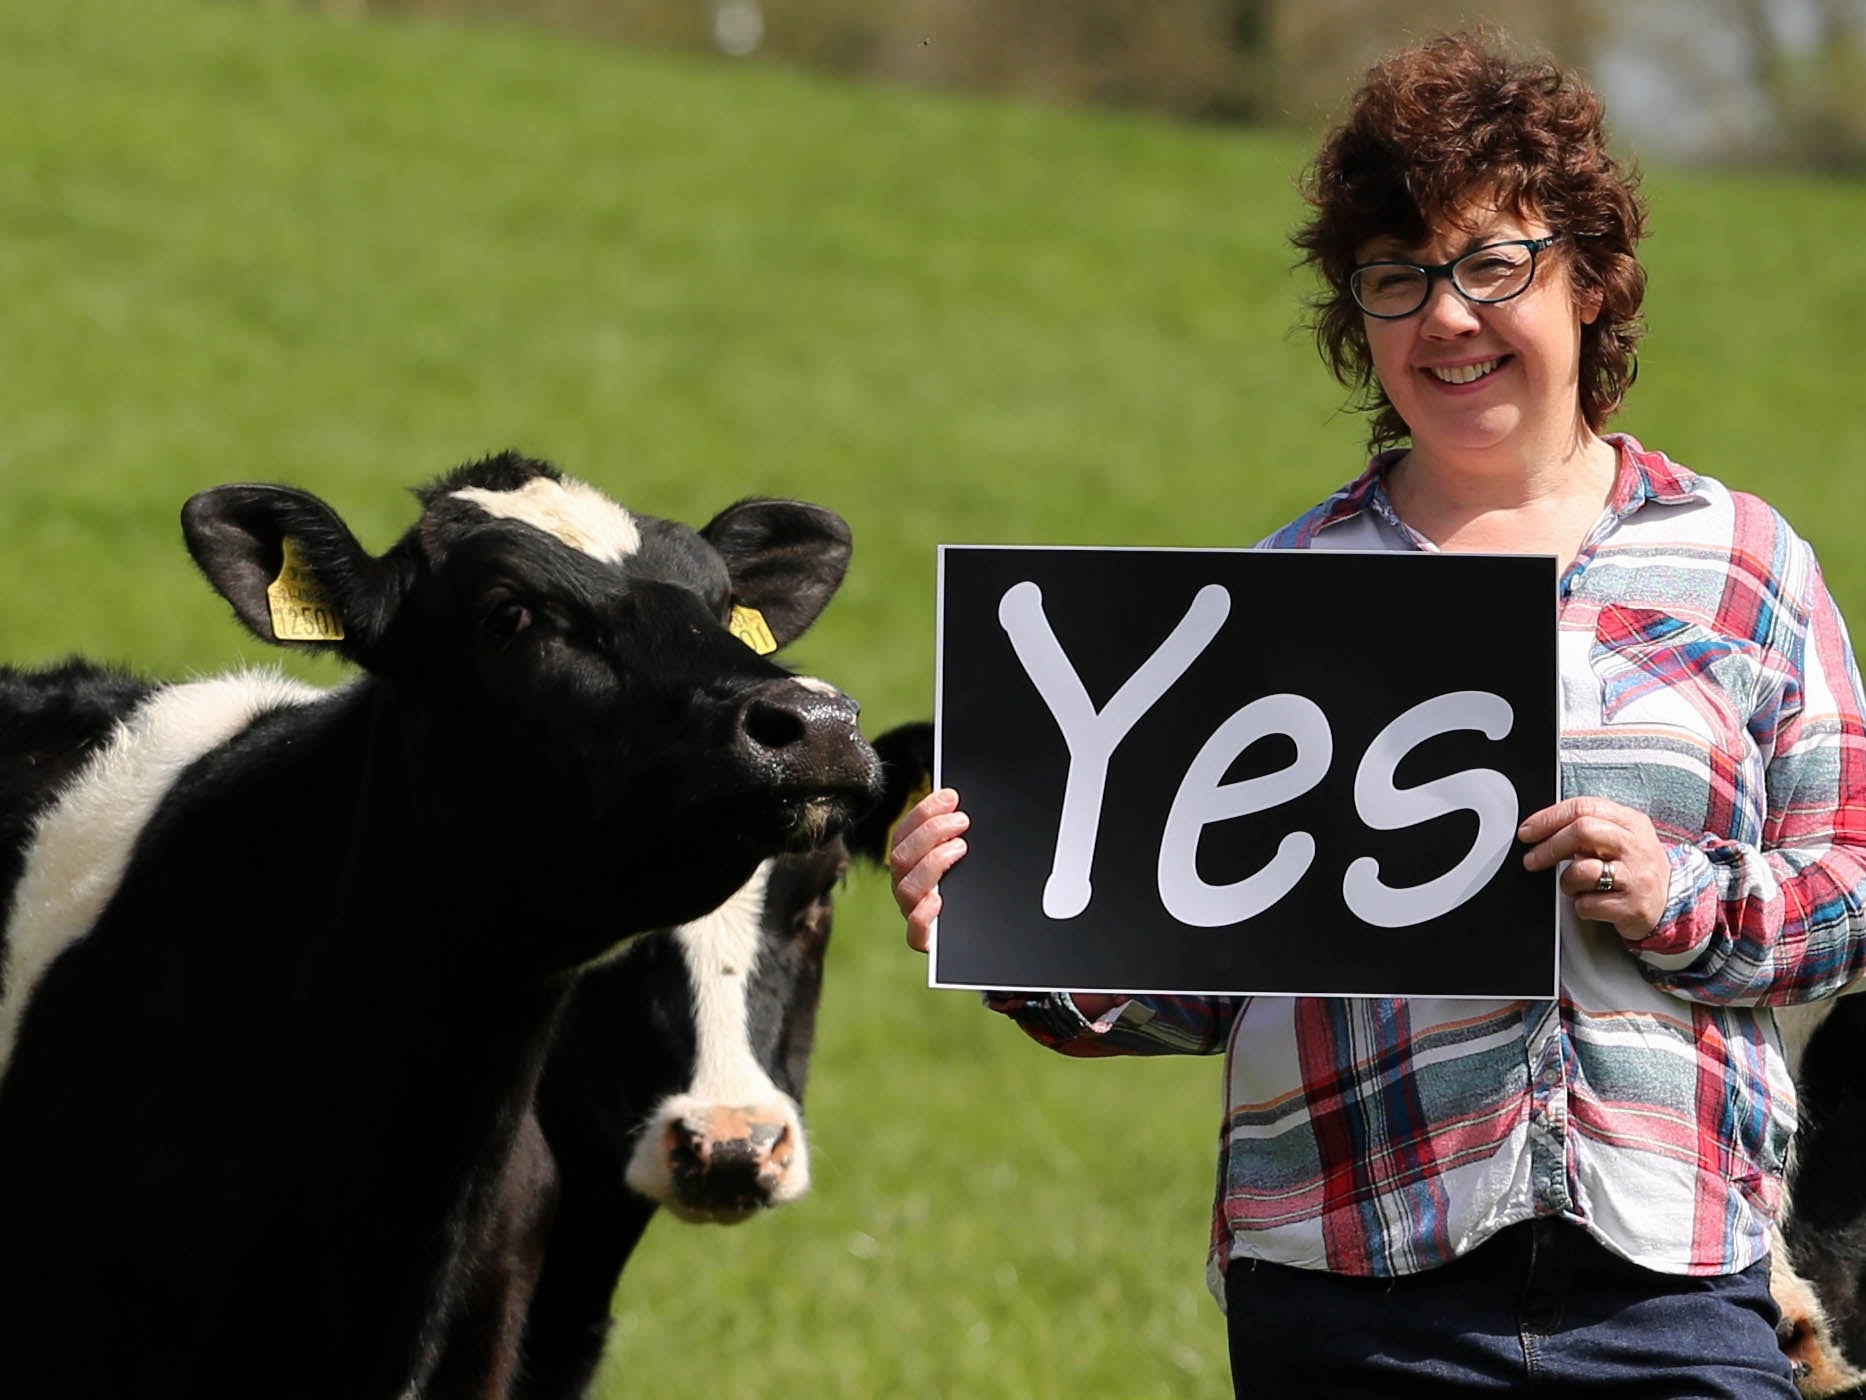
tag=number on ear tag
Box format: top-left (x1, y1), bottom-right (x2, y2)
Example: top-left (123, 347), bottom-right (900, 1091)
top-left (729, 605), bottom-right (778, 655)
top-left (266, 537), bottom-right (346, 642)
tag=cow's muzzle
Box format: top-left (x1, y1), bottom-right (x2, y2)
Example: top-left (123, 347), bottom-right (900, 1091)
top-left (642, 1100), bottom-right (809, 1225)
top-left (735, 678), bottom-right (880, 840)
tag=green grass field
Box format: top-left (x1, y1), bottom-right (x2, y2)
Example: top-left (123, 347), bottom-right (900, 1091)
top-left (3, 3), bottom-right (1865, 1395)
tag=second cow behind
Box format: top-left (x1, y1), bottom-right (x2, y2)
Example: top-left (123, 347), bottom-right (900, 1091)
top-left (428, 724), bottom-right (933, 1399)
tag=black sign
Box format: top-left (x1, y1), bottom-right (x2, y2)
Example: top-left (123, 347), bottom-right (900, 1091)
top-left (933, 546), bottom-right (1559, 999)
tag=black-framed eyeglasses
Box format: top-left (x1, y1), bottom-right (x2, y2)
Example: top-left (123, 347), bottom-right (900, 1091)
top-left (1347, 235), bottom-right (1562, 320)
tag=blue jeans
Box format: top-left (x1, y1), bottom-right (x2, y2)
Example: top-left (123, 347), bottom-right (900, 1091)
top-left (1225, 1218), bottom-right (1799, 1397)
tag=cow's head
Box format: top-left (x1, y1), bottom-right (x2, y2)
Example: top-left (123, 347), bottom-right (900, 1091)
top-left (179, 453), bottom-right (882, 937)
top-left (539, 722), bottom-right (931, 1224)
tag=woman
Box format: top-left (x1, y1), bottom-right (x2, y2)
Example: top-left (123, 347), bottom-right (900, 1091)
top-left (890, 32), bottom-right (1866, 1399)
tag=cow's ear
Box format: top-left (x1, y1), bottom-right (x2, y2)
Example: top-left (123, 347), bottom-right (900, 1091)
top-left (846, 721), bottom-right (935, 865)
top-left (181, 484), bottom-right (404, 661)
top-left (699, 499), bottom-right (852, 649)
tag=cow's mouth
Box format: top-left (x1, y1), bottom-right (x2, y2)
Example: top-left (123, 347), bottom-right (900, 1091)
top-left (771, 772), bottom-right (879, 850)
top-left (777, 794), bottom-right (850, 850)
top-left (766, 740), bottom-right (883, 848)
top-left (660, 1199), bottom-right (765, 1226)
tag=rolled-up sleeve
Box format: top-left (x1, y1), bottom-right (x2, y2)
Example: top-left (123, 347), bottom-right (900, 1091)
top-left (984, 990), bottom-right (1244, 1056)
top-left (1633, 560), bottom-right (1866, 1005)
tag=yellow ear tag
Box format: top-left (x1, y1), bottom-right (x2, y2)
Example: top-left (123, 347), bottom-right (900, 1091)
top-left (265, 537), bottom-right (346, 642)
top-left (729, 605), bottom-right (778, 656)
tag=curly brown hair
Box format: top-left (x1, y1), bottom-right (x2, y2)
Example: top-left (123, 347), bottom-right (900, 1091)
top-left (1292, 31), bottom-right (1649, 451)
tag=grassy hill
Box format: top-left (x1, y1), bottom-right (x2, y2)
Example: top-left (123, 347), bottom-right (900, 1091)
top-left (2, 3), bottom-right (1864, 1396)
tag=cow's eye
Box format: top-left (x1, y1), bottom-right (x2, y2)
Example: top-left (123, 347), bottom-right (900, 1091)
top-left (484, 599), bottom-right (533, 639)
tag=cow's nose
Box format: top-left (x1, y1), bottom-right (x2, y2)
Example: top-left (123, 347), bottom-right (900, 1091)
top-left (734, 679), bottom-right (879, 814)
top-left (664, 1108), bottom-right (796, 1215)
top-left (738, 678), bottom-right (860, 758)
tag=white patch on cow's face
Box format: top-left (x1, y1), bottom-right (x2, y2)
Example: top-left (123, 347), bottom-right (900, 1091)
top-left (624, 861), bottom-right (812, 1215)
top-left (0, 671), bottom-right (324, 1088)
top-left (793, 676), bottom-right (841, 698)
top-left (452, 476), bottom-right (642, 563)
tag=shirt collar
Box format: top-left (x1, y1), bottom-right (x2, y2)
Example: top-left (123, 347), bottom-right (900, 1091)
top-left (1602, 432), bottom-right (1705, 514)
top-left (1313, 433), bottom-right (1707, 536)
top-left (1313, 448), bottom-right (1408, 533)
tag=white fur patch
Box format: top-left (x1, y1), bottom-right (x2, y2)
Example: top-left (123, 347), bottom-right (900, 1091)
top-left (452, 476), bottom-right (641, 563)
top-left (0, 670), bottom-right (323, 1088)
top-left (624, 861), bottom-right (812, 1208)
top-left (794, 675), bottom-right (842, 698)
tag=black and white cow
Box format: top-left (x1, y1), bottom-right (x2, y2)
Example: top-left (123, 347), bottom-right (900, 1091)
top-left (420, 721), bottom-right (933, 1400)
top-left (533, 722), bottom-right (928, 1400)
top-left (0, 454), bottom-right (881, 1400)
top-left (1774, 996), bottom-right (1866, 1397)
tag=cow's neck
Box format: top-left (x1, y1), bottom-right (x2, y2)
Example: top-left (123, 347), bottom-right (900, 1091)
top-left (513, 1112), bottom-right (662, 1399)
top-left (355, 681), bottom-right (740, 974)
top-left (78, 680), bottom-right (585, 1388)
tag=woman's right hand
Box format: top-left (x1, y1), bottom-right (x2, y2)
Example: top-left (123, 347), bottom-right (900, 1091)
top-left (888, 787), bottom-right (970, 953)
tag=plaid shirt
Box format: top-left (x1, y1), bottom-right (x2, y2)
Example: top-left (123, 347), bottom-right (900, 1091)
top-left (992, 434), bottom-right (1866, 1297)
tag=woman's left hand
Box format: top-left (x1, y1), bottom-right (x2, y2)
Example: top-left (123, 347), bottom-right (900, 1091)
top-left (1518, 796), bottom-right (1669, 942)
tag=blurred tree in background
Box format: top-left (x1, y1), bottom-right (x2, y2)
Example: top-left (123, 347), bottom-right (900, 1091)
top-left (290, 0), bottom-right (1866, 169)
top-left (1258, 0), bottom-right (1602, 125)
top-left (1606, 0), bottom-right (1866, 170)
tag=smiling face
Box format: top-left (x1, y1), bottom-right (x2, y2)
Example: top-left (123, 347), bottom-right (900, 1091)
top-left (1358, 205), bottom-right (1599, 473)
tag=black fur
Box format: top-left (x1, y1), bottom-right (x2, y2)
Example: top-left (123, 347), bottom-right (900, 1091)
top-left (1784, 997), bottom-right (1866, 1376)
top-left (0, 661), bottom-right (154, 987)
top-left (0, 461), bottom-right (880, 1399)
